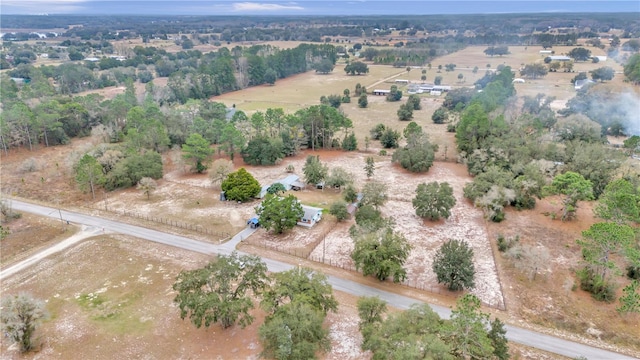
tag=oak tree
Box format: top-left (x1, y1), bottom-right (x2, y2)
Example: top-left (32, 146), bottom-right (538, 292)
top-left (173, 252), bottom-right (268, 329)
top-left (257, 194), bottom-right (304, 234)
top-left (221, 168), bottom-right (261, 202)
top-left (351, 226), bottom-right (411, 283)
top-left (412, 181), bottom-right (456, 220)
top-left (433, 239), bottom-right (476, 291)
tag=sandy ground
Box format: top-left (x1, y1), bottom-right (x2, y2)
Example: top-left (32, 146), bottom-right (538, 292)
top-left (155, 148), bottom-right (505, 309)
top-left (0, 225), bottom-right (107, 280)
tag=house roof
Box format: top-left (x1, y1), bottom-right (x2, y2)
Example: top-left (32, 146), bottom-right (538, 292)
top-left (278, 175), bottom-right (300, 186)
top-left (301, 205), bottom-right (322, 220)
top-left (574, 79), bottom-right (595, 89)
top-left (258, 185), bottom-right (270, 198)
top-left (548, 56), bottom-right (571, 61)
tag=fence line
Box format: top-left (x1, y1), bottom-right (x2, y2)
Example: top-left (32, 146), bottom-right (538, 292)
top-left (95, 205), bottom-right (230, 242)
top-left (253, 242), bottom-right (507, 311)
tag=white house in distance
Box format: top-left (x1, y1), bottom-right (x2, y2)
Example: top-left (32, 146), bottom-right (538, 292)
top-left (372, 89), bottom-right (391, 96)
top-left (547, 55), bottom-right (571, 62)
top-left (298, 205), bottom-right (323, 228)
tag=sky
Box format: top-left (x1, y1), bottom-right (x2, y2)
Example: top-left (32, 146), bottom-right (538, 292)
top-left (2, 0), bottom-right (639, 16)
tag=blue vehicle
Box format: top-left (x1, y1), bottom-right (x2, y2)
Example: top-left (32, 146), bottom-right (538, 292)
top-left (247, 217), bottom-right (260, 229)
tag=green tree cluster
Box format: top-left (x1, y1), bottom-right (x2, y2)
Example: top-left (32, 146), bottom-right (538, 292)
top-left (173, 252), bottom-right (269, 329)
top-left (392, 133), bottom-right (437, 173)
top-left (433, 239), bottom-right (476, 291)
top-left (357, 294), bottom-right (508, 360)
top-left (259, 268), bottom-right (338, 360)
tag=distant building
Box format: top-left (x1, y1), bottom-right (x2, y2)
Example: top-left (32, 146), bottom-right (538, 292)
top-left (539, 50), bottom-right (553, 54)
top-left (512, 78), bottom-right (526, 83)
top-left (395, 79), bottom-right (409, 84)
top-left (372, 89), bottom-right (390, 96)
top-left (432, 85), bottom-right (451, 92)
top-left (548, 56), bottom-right (571, 61)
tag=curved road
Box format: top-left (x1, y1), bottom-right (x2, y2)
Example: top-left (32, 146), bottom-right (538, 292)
top-left (6, 200), bottom-right (638, 360)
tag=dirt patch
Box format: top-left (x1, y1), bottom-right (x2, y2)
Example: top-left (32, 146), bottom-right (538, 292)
top-left (0, 233), bottom-right (369, 360)
top-left (488, 200), bottom-right (640, 355)
top-left (0, 213), bottom-right (76, 269)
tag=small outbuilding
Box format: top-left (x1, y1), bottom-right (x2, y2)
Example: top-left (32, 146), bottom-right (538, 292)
top-left (512, 78), bottom-right (526, 83)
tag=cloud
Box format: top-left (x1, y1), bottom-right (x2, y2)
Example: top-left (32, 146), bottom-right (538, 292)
top-left (232, 2), bottom-right (304, 12)
top-left (2, 0), bottom-right (86, 14)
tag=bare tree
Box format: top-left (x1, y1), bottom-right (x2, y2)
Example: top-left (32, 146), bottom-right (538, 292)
top-left (209, 159), bottom-right (234, 188)
top-left (137, 177), bottom-right (158, 200)
top-left (507, 244), bottom-right (550, 281)
top-left (1, 293), bottom-right (47, 353)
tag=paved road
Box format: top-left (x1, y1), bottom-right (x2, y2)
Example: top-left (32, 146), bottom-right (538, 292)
top-left (8, 200), bottom-right (638, 360)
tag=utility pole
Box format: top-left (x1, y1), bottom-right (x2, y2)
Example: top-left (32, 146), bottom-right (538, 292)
top-left (58, 208), bottom-right (65, 232)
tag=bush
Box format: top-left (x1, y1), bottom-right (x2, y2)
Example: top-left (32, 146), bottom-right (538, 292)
top-left (329, 201), bottom-right (349, 221)
top-left (18, 158), bottom-right (39, 173)
top-left (627, 265), bottom-right (640, 280)
top-left (496, 234), bottom-right (519, 252)
top-left (577, 267), bottom-right (616, 303)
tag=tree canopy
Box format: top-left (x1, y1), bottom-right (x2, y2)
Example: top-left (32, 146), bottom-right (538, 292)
top-left (182, 133), bottom-right (213, 173)
top-left (392, 133), bottom-right (437, 173)
top-left (0, 293), bottom-right (47, 353)
top-left (221, 168), bottom-right (261, 202)
top-left (172, 252), bottom-right (269, 329)
top-left (412, 181), bottom-right (456, 220)
top-left (257, 194), bottom-right (304, 234)
top-left (303, 155), bottom-right (328, 185)
top-left (544, 171), bottom-right (594, 221)
top-left (344, 61), bottom-right (369, 75)
top-left (351, 226), bottom-right (412, 283)
top-left (432, 239), bottom-right (476, 291)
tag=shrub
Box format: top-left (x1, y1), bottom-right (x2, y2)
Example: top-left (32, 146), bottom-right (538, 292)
top-left (18, 158), bottom-right (39, 173)
top-left (577, 267), bottom-right (616, 303)
top-left (627, 265), bottom-right (640, 280)
top-left (497, 234), bottom-right (519, 252)
top-left (329, 201), bottom-right (349, 221)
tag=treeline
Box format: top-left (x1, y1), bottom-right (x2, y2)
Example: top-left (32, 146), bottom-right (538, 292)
top-left (3, 43), bottom-right (336, 100)
top-left (3, 13), bottom-right (638, 38)
top-left (1, 65), bottom-right (356, 187)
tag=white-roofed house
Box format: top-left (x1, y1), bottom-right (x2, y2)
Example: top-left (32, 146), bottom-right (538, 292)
top-left (298, 205), bottom-right (323, 228)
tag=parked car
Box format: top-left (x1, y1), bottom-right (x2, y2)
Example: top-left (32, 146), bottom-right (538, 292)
top-left (247, 217), bottom-right (260, 229)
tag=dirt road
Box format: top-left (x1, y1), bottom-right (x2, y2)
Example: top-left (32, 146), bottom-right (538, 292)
top-left (0, 224), bottom-right (106, 280)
